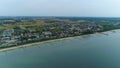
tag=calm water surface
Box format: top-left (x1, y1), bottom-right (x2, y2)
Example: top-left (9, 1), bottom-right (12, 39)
top-left (0, 30), bottom-right (120, 68)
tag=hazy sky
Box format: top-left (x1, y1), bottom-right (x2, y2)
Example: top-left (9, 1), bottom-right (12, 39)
top-left (0, 0), bottom-right (120, 17)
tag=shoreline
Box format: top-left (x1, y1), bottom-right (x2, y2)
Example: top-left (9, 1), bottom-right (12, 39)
top-left (0, 36), bottom-right (79, 52)
top-left (0, 29), bottom-right (119, 52)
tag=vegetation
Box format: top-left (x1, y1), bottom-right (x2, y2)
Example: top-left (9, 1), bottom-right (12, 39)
top-left (0, 17), bottom-right (120, 49)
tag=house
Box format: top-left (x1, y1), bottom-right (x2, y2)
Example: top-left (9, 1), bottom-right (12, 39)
top-left (42, 31), bottom-right (52, 36)
top-left (42, 31), bottom-right (52, 38)
top-left (2, 29), bottom-right (14, 37)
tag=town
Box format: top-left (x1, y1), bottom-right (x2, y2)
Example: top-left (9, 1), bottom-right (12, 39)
top-left (0, 17), bottom-right (120, 48)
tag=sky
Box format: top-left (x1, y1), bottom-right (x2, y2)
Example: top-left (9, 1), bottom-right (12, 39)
top-left (0, 0), bottom-right (120, 17)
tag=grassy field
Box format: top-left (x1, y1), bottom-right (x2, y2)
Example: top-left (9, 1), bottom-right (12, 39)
top-left (3, 20), bottom-right (48, 30)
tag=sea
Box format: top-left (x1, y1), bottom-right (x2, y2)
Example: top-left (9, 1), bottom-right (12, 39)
top-left (0, 30), bottom-right (120, 68)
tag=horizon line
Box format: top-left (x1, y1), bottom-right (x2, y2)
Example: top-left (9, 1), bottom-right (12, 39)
top-left (0, 16), bottom-right (120, 18)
